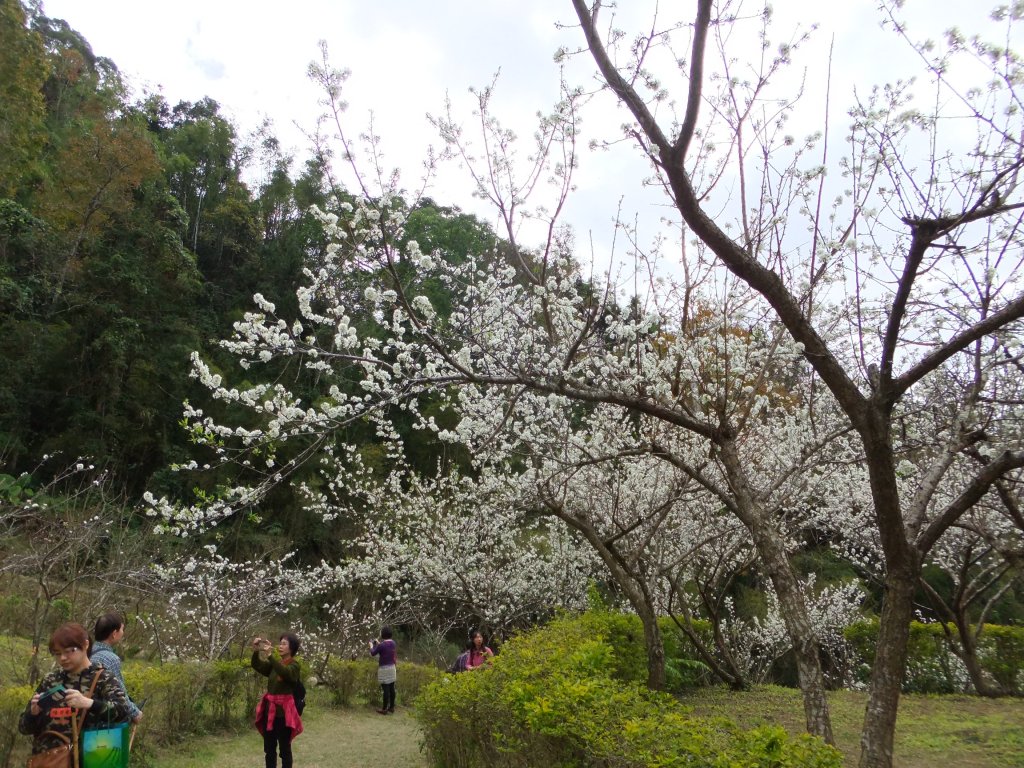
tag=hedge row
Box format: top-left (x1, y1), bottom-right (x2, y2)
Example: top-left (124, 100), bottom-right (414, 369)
top-left (321, 658), bottom-right (442, 708)
top-left (845, 620), bottom-right (1024, 695)
top-left (0, 653), bottom-right (445, 766)
top-left (415, 612), bottom-right (841, 768)
top-left (569, 609), bottom-right (714, 691)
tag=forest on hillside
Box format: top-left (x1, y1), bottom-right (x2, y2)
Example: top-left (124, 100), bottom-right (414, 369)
top-left (0, 0), bottom-right (496, 550)
top-left (0, 0), bottom-right (521, 669)
top-left (2, 1), bottom-right (1024, 765)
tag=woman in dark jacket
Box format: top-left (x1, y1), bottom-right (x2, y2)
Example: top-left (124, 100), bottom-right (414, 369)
top-left (19, 622), bottom-right (131, 763)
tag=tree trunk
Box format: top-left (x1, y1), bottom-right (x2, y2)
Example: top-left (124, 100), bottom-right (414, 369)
top-left (29, 584), bottom-right (49, 685)
top-left (955, 614), bottom-right (1003, 697)
top-left (720, 441), bottom-right (834, 743)
top-left (636, 601), bottom-right (667, 690)
top-left (546, 503), bottom-right (667, 690)
top-left (858, 568), bottom-right (917, 768)
top-left (758, 532), bottom-right (835, 744)
top-left (919, 579), bottom-right (1003, 697)
top-left (667, 607), bottom-right (747, 690)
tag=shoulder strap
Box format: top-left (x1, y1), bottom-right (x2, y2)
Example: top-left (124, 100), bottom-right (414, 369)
top-left (38, 729), bottom-right (70, 745)
top-left (85, 668), bottom-right (101, 699)
top-left (72, 706), bottom-right (81, 767)
top-left (71, 673), bottom-right (99, 768)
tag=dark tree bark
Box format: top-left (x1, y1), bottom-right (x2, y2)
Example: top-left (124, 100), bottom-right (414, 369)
top-left (858, 567), bottom-right (917, 768)
top-left (541, 497), bottom-right (667, 690)
top-left (720, 440), bottom-right (834, 743)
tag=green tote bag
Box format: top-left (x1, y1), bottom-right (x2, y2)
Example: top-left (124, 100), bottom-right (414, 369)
top-left (81, 721), bottom-right (130, 768)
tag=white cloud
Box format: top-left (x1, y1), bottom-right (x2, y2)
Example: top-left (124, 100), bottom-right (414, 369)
top-left (38, 0), bottom-right (1006, 274)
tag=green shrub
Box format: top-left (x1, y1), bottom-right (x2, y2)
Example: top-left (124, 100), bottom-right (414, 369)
top-left (323, 658), bottom-right (442, 709)
top-left (416, 612), bottom-right (841, 768)
top-left (48, 599), bottom-right (71, 626)
top-left (125, 662), bottom-right (210, 745)
top-left (0, 683), bottom-right (34, 768)
top-left (569, 609), bottom-right (712, 691)
top-left (979, 624), bottom-right (1024, 695)
top-left (322, 659), bottom-right (373, 707)
top-left (204, 659), bottom-right (263, 729)
top-left (398, 661), bottom-right (443, 705)
top-left (0, 596), bottom-right (31, 636)
top-left (845, 620), bottom-right (1024, 695)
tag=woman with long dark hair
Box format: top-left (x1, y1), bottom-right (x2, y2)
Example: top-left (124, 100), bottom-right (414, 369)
top-left (466, 629), bottom-right (494, 670)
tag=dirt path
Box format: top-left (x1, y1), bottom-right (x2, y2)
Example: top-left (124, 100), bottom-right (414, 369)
top-left (148, 706), bottom-right (430, 768)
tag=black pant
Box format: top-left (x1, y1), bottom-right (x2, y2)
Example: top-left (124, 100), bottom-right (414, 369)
top-left (380, 682), bottom-right (396, 711)
top-left (264, 715), bottom-right (293, 768)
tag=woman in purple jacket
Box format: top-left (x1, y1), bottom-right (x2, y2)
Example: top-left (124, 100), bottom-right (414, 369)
top-left (369, 626), bottom-right (396, 714)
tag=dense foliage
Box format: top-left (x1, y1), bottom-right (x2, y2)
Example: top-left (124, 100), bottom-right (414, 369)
top-left (416, 612), bottom-right (842, 768)
top-left (845, 621), bottom-right (1024, 696)
top-left (0, 0), bottom-right (495, 564)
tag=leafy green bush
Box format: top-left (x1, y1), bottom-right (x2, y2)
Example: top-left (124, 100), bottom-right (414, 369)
top-left (416, 612), bottom-right (841, 768)
top-left (323, 658), bottom-right (442, 709)
top-left (124, 658), bottom-right (259, 747)
top-left (398, 660), bottom-right (443, 705)
top-left (322, 659), bottom-right (372, 707)
top-left (845, 620), bottom-right (1024, 695)
top-left (567, 609), bottom-right (712, 691)
top-left (125, 662), bottom-right (212, 744)
top-left (0, 683), bottom-right (34, 768)
top-left (204, 659), bottom-right (264, 729)
top-left (0, 595), bottom-right (31, 636)
top-left (979, 624), bottom-right (1024, 695)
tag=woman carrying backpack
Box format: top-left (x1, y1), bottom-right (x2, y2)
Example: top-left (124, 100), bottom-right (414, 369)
top-left (252, 633), bottom-right (305, 768)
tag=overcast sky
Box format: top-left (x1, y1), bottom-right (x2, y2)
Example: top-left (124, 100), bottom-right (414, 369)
top-left (38, 0), bottom-right (999, 273)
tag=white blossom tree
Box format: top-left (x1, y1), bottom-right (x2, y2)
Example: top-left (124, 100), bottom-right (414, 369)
top-left (321, 466), bottom-right (598, 635)
top-left (142, 548), bottom-right (320, 661)
top-left (566, 1), bottom-right (1024, 764)
top-left (144, 2), bottom-right (1024, 763)
top-left (144, 47), bottom-right (860, 740)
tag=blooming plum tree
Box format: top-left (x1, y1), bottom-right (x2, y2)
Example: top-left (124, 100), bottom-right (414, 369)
top-left (323, 466), bottom-right (598, 635)
top-left (144, 41), bottom-right (863, 740)
top-left (567, 1), bottom-right (1024, 764)
top-left (143, 549), bottom-right (320, 661)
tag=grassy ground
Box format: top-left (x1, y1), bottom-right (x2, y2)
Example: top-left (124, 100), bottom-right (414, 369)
top-left (139, 685), bottom-right (1024, 768)
top-left (145, 704), bottom-right (430, 768)
top-left (686, 685), bottom-right (1024, 768)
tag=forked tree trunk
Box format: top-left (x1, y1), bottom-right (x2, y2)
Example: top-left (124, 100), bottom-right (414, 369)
top-left (954, 614), bottom-right (1003, 698)
top-left (921, 579), bottom-right (1005, 697)
top-left (665, 587), bottom-right (748, 690)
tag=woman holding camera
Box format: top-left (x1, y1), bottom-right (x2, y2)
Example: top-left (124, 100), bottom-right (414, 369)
top-left (369, 625), bottom-right (397, 714)
top-left (19, 622), bottom-right (131, 765)
top-left (465, 629), bottom-right (494, 670)
top-left (251, 633), bottom-right (305, 768)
